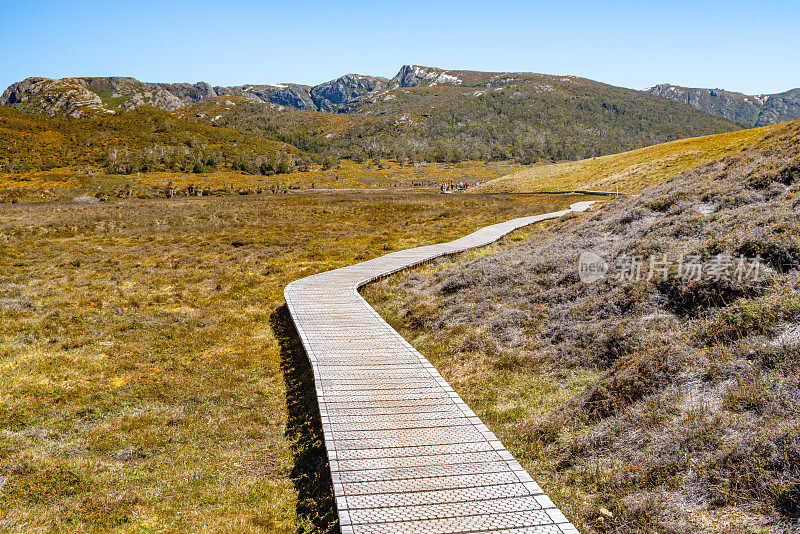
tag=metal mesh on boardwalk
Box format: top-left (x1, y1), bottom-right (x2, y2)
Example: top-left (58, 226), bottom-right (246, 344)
top-left (284, 202), bottom-right (594, 533)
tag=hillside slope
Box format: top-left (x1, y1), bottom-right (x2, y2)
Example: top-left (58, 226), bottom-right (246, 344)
top-left (476, 124), bottom-right (779, 193)
top-left (366, 120), bottom-right (800, 533)
top-left (648, 84), bottom-right (800, 127)
top-left (341, 66), bottom-right (742, 161)
top-left (0, 105), bottom-right (303, 175)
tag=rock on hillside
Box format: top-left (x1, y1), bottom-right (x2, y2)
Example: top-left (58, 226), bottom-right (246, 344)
top-left (0, 77), bottom-right (109, 117)
top-left (152, 81), bottom-right (218, 104)
top-left (390, 65), bottom-right (463, 87)
top-left (759, 88), bottom-right (800, 126)
top-left (648, 83), bottom-right (800, 127)
top-left (1, 76), bottom-right (210, 115)
top-left (222, 84), bottom-right (317, 110)
top-left (310, 74), bottom-right (387, 112)
top-left (82, 77), bottom-right (187, 111)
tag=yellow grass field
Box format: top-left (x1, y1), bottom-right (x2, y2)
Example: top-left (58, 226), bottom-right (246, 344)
top-left (475, 124), bottom-right (781, 194)
top-left (0, 190), bottom-right (592, 532)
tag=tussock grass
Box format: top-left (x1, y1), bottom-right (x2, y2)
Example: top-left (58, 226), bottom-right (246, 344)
top-left (367, 121), bottom-right (800, 533)
top-left (476, 124), bottom-right (780, 194)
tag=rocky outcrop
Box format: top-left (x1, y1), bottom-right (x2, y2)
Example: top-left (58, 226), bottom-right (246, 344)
top-left (83, 78), bottom-right (217, 110)
top-left (757, 88), bottom-right (800, 126)
top-left (390, 65), bottom-right (462, 87)
top-left (90, 77), bottom-right (188, 111)
top-left (1, 77), bottom-right (328, 114)
top-left (0, 77), bottom-right (108, 117)
top-left (244, 85), bottom-right (317, 110)
top-left (0, 76), bottom-right (219, 115)
top-left (647, 83), bottom-right (800, 126)
top-left (310, 74), bottom-right (387, 112)
top-left (154, 82), bottom-right (218, 104)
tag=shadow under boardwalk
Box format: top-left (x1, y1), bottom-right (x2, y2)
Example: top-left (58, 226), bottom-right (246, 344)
top-left (271, 304), bottom-right (338, 533)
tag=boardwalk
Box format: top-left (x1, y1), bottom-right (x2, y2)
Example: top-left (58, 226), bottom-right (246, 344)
top-left (284, 201), bottom-right (594, 533)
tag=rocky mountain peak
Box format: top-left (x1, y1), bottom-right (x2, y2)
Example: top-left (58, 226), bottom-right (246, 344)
top-left (0, 71), bottom-right (400, 115)
top-left (390, 65), bottom-right (463, 88)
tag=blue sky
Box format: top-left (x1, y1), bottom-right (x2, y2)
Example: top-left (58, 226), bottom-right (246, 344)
top-left (1, 0), bottom-right (798, 95)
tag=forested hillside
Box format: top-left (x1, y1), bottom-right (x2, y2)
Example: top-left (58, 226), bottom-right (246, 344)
top-left (186, 67), bottom-right (742, 164)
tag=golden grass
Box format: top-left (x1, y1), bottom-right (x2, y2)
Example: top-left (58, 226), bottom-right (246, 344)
top-left (0, 190), bottom-right (582, 532)
top-left (475, 124), bottom-right (781, 194)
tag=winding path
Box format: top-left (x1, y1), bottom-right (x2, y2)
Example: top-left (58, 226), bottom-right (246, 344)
top-left (284, 201), bottom-right (594, 533)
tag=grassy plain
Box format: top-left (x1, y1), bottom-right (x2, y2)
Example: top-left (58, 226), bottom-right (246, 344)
top-left (0, 190), bottom-right (583, 532)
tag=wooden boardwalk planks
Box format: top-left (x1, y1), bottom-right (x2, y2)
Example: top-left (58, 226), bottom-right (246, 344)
top-left (284, 202), bottom-right (594, 533)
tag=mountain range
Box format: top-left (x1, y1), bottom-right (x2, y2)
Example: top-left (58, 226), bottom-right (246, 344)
top-left (0, 66), bottom-right (444, 117)
top-left (647, 84), bottom-right (800, 127)
top-left (4, 66), bottom-right (798, 129)
top-left (0, 75), bottom-right (385, 117)
top-left (2, 65), bottom-right (787, 176)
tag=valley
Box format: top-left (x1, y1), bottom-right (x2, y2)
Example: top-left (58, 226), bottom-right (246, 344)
top-left (1, 51), bottom-right (798, 534)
